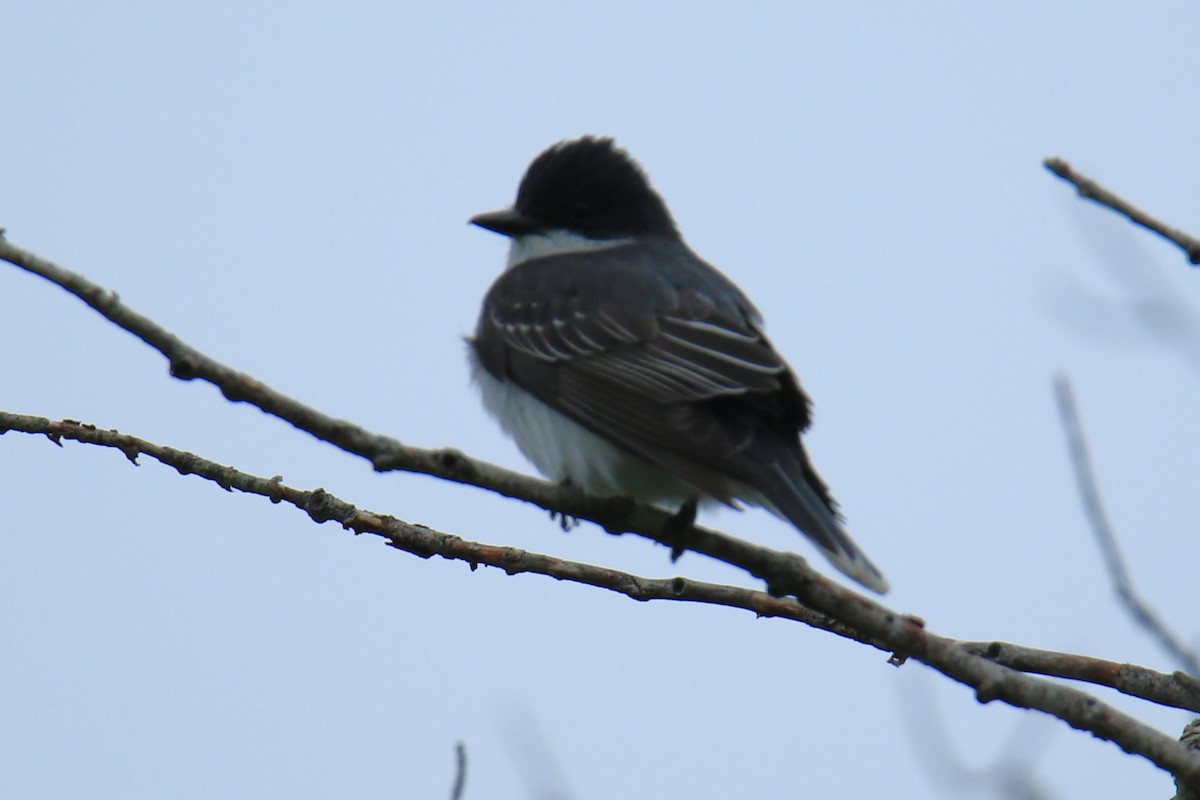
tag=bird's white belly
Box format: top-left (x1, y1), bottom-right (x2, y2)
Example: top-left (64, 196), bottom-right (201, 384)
top-left (469, 350), bottom-right (698, 506)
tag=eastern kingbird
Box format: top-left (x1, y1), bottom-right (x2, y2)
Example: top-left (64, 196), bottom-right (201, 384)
top-left (468, 136), bottom-right (888, 594)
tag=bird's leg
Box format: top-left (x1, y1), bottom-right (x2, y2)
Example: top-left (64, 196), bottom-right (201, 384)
top-left (550, 478), bottom-right (583, 531)
top-left (664, 497), bottom-right (699, 562)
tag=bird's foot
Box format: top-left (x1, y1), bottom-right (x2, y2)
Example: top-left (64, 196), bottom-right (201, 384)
top-left (664, 498), bottom-right (699, 562)
top-left (550, 510), bottom-right (580, 531)
top-left (550, 479), bottom-right (584, 531)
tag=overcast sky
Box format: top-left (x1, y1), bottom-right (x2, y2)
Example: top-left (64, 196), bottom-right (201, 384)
top-left (4, 3), bottom-right (1199, 798)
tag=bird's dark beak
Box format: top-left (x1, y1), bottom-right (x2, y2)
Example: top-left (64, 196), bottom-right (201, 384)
top-left (469, 207), bottom-right (541, 238)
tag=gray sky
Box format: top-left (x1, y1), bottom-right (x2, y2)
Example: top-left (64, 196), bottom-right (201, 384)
top-left (3, 2), bottom-right (1199, 797)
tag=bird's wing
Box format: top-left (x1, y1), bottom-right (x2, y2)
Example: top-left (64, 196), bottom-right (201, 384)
top-left (472, 249), bottom-right (812, 502)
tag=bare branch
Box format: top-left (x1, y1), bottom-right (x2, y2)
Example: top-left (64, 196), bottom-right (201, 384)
top-left (4, 238), bottom-right (1200, 788)
top-left (3, 411), bottom-right (1200, 788)
top-left (1053, 376), bottom-right (1200, 677)
top-left (6, 411), bottom-right (1198, 711)
top-left (1179, 720), bottom-right (1200, 800)
top-left (0, 233), bottom-right (886, 633)
top-left (960, 640), bottom-right (1200, 713)
top-left (0, 412), bottom-right (876, 643)
top-left (0, 234), bottom-right (704, 540)
top-left (1044, 158), bottom-right (1200, 265)
top-left (449, 742), bottom-right (467, 800)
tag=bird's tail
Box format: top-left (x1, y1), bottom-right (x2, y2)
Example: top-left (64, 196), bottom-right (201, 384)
top-left (756, 453), bottom-right (889, 594)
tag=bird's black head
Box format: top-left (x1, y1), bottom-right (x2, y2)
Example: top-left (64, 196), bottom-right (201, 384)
top-left (474, 137), bottom-right (679, 241)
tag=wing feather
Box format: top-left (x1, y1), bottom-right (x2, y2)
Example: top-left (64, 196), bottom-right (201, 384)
top-left (473, 244), bottom-right (813, 494)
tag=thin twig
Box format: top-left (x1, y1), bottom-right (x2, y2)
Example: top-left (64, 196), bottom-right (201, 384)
top-left (1044, 158), bottom-right (1200, 265)
top-left (959, 640), bottom-right (1200, 713)
top-left (1179, 720), bottom-right (1200, 800)
top-left (449, 742), bottom-right (467, 800)
top-left (1053, 376), bottom-right (1200, 677)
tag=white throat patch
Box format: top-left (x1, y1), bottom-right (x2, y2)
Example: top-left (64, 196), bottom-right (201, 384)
top-left (506, 229), bottom-right (633, 269)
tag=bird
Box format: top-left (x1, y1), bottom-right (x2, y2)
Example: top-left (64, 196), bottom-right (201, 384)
top-left (467, 136), bottom-right (888, 594)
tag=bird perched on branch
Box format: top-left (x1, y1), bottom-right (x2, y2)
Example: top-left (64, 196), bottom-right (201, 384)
top-left (468, 136), bottom-right (887, 594)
